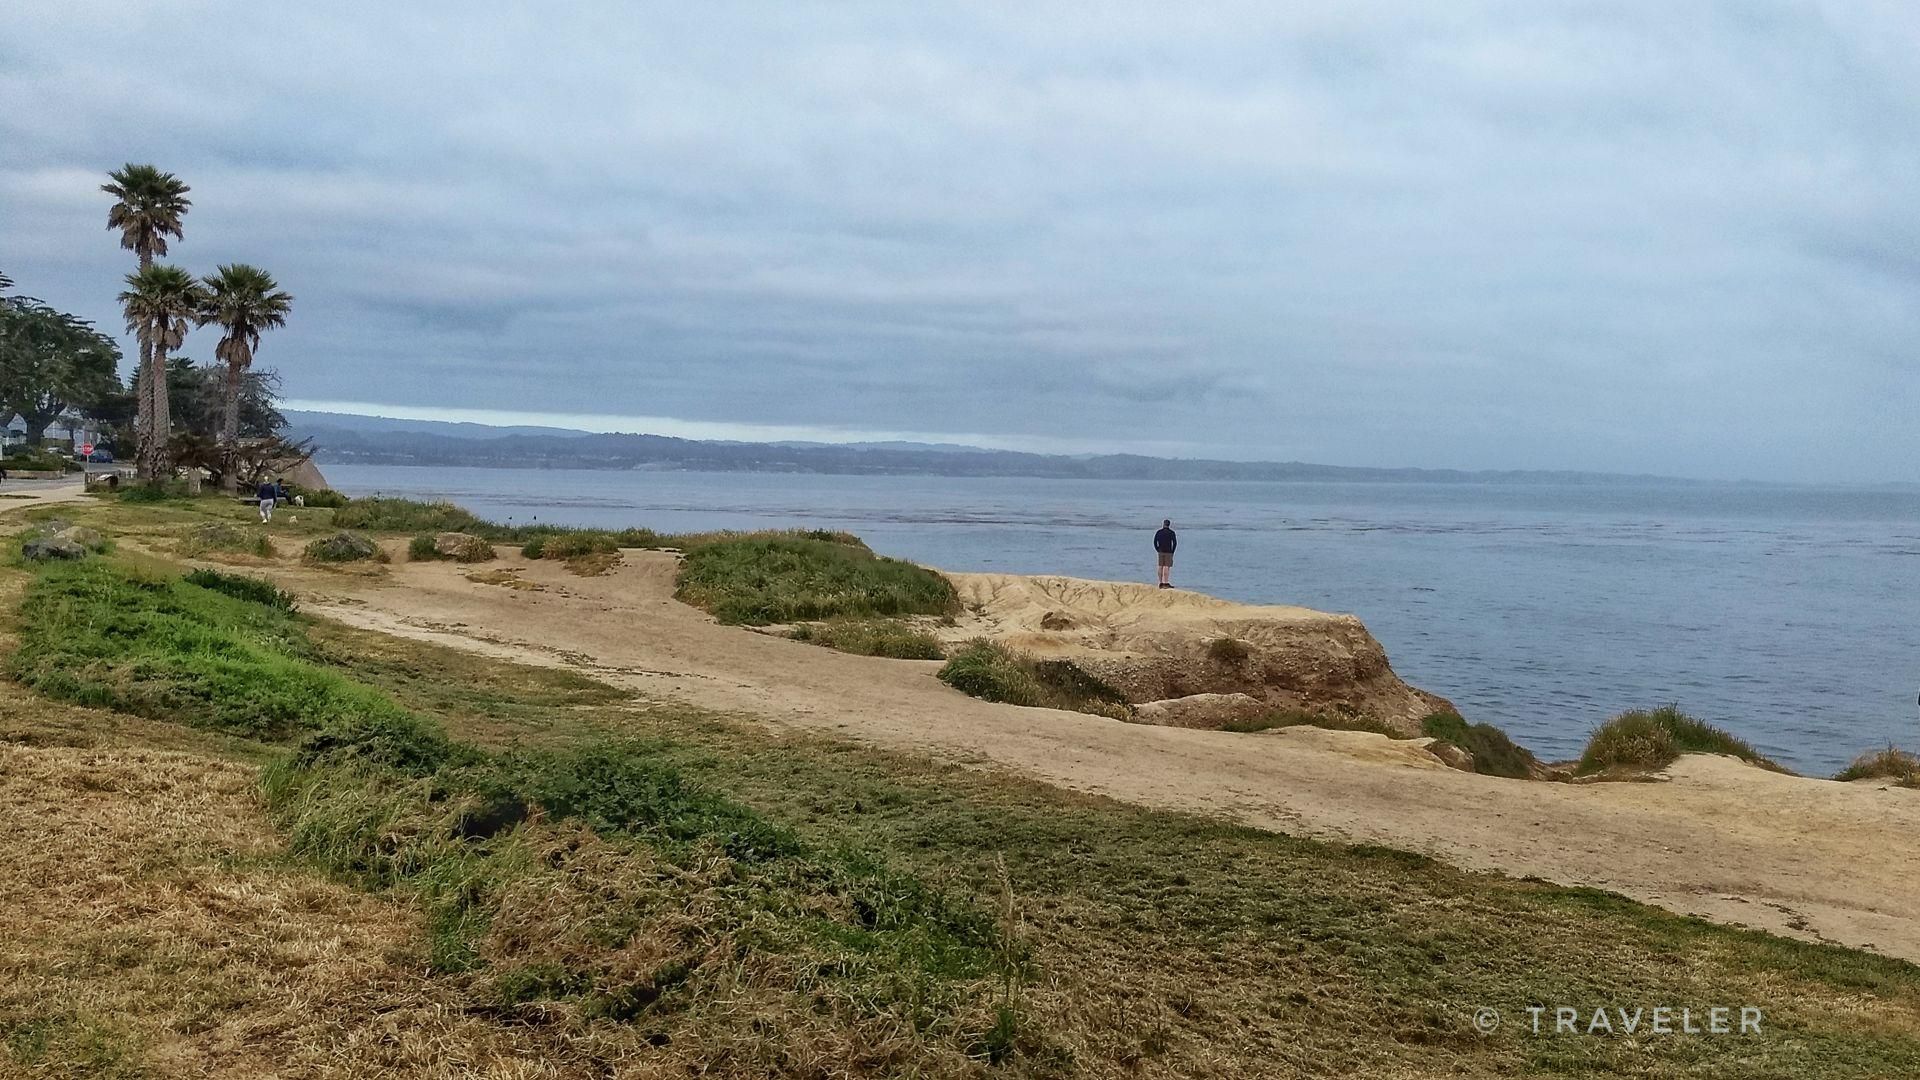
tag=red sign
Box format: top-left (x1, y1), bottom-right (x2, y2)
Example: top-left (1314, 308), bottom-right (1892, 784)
top-left (79, 443), bottom-right (94, 457)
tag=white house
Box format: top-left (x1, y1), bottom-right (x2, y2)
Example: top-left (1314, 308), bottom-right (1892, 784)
top-left (2, 412), bottom-right (101, 452)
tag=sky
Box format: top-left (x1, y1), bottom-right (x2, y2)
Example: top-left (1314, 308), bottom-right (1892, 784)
top-left (3, 2), bottom-right (1917, 482)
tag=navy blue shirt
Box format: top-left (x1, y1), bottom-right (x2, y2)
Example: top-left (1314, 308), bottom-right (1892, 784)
top-left (1154, 527), bottom-right (1177, 554)
top-left (257, 482), bottom-right (276, 501)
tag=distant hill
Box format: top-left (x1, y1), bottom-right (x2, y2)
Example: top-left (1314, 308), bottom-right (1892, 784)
top-left (286, 411), bottom-right (595, 440)
top-left (286, 410), bottom-right (1696, 486)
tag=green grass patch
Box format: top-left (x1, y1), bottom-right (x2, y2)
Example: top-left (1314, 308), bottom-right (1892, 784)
top-left (790, 617), bottom-right (946, 660)
top-left (520, 531), bottom-right (620, 559)
top-left (1421, 711), bottom-right (1537, 779)
top-left (937, 639), bottom-right (1131, 718)
top-left (182, 567), bottom-right (297, 612)
top-left (1577, 705), bottom-right (1784, 776)
top-left (332, 496), bottom-right (487, 534)
top-left (8, 559), bottom-right (408, 740)
top-left (675, 537), bottom-right (958, 625)
top-left (1222, 709), bottom-right (1402, 736)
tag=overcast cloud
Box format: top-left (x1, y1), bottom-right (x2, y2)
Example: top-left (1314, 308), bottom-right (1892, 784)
top-left (4, 1), bottom-right (1918, 480)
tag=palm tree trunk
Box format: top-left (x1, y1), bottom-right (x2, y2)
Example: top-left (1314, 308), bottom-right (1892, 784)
top-left (149, 344), bottom-right (171, 481)
top-left (134, 249), bottom-right (155, 482)
top-left (220, 359), bottom-right (242, 494)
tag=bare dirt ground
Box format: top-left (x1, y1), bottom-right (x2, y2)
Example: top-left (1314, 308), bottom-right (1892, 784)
top-left (291, 548), bottom-right (1920, 963)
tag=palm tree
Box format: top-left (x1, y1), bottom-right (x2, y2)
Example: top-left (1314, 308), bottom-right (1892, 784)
top-left (102, 164), bottom-right (191, 478)
top-left (199, 264), bottom-right (293, 492)
top-left (118, 265), bottom-right (204, 479)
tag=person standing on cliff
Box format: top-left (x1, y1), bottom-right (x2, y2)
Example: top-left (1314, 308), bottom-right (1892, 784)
top-left (1153, 519), bottom-right (1177, 589)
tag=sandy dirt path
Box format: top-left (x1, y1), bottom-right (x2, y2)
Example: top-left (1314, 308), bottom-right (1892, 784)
top-left (304, 550), bottom-right (1920, 961)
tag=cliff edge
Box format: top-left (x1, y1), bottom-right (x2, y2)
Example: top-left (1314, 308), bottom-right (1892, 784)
top-left (941, 574), bottom-right (1452, 732)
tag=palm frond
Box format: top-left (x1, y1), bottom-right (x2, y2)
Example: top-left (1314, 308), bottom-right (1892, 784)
top-left (102, 163), bottom-right (191, 260)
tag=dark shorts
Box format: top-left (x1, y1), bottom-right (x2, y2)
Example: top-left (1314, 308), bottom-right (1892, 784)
top-left (1157, 552), bottom-right (1174, 567)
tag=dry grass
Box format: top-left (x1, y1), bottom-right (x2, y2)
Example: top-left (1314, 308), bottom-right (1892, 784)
top-left (465, 568), bottom-right (545, 592)
top-left (562, 551), bottom-right (621, 577)
top-left (0, 684), bottom-right (993, 1079)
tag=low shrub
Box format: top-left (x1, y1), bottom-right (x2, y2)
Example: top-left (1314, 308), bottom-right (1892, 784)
top-left (937, 639), bottom-right (1129, 717)
top-left (1835, 746), bottom-right (1920, 786)
top-left (408, 533), bottom-right (496, 563)
top-left (676, 537), bottom-right (957, 625)
top-left (1420, 711), bottom-right (1536, 779)
top-left (1206, 637), bottom-right (1253, 665)
top-left (181, 521), bottom-right (273, 558)
top-left (939, 640), bottom-right (1042, 705)
top-left (116, 481), bottom-right (193, 503)
top-left (791, 618), bottom-right (946, 660)
top-left (304, 530), bottom-right (380, 564)
top-left (524, 531), bottom-right (620, 560)
top-left (1576, 706), bottom-right (1783, 776)
top-left (0, 451), bottom-right (78, 472)
top-left (290, 486), bottom-right (349, 508)
top-left (184, 567), bottom-right (297, 612)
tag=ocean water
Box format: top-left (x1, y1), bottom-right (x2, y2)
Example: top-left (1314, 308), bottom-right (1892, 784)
top-left (327, 464), bottom-right (1920, 774)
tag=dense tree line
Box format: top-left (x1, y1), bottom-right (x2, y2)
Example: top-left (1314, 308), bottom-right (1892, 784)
top-left (0, 274), bottom-right (125, 446)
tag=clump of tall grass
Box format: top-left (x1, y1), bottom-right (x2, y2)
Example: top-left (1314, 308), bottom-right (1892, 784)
top-left (410, 533), bottom-right (496, 562)
top-left (791, 617), bottom-right (946, 660)
top-left (1576, 706), bottom-right (1783, 776)
top-left (180, 521), bottom-right (273, 558)
top-left (521, 531), bottom-right (621, 560)
top-left (1206, 637), bottom-right (1253, 665)
top-left (183, 566), bottom-right (297, 612)
top-left (1420, 711), bottom-right (1536, 779)
top-left (937, 639), bottom-right (1130, 719)
top-left (1835, 747), bottom-right (1920, 786)
top-left (675, 537), bottom-right (957, 625)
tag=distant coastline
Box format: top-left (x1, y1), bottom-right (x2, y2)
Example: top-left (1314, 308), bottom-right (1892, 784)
top-left (293, 410), bottom-right (1744, 487)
